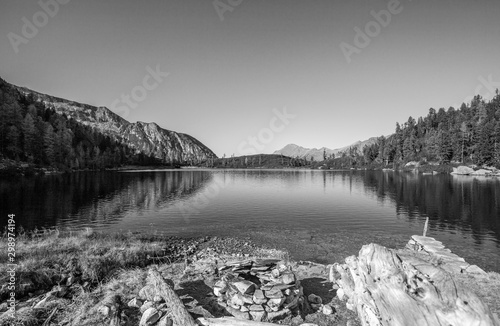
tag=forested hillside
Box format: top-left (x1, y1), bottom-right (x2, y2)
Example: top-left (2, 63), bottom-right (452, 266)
top-left (0, 79), bottom-right (161, 171)
top-left (329, 92), bottom-right (500, 169)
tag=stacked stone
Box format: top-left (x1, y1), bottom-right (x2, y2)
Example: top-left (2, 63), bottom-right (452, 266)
top-left (125, 285), bottom-right (173, 326)
top-left (212, 259), bottom-right (304, 322)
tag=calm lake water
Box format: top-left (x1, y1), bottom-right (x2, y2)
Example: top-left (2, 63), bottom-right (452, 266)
top-left (1, 169), bottom-right (499, 272)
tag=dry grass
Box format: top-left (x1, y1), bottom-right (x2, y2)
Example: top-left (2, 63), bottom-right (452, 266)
top-left (0, 228), bottom-right (203, 326)
top-left (59, 267), bottom-right (149, 326)
top-left (0, 229), bottom-right (171, 299)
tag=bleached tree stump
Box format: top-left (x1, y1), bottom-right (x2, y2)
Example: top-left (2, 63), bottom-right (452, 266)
top-left (331, 242), bottom-right (499, 326)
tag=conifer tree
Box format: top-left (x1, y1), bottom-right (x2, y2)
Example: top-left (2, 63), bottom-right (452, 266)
top-left (22, 113), bottom-right (37, 161)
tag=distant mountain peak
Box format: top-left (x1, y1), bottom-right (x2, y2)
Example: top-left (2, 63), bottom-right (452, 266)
top-left (274, 137), bottom-right (379, 161)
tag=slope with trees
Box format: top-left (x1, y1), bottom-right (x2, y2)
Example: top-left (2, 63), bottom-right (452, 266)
top-left (320, 92), bottom-right (500, 170)
top-left (0, 79), bottom-right (162, 174)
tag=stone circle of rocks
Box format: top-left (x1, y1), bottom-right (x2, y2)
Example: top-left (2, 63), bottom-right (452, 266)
top-left (212, 259), bottom-right (306, 322)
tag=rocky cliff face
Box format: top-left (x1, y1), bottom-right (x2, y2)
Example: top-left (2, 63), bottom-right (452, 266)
top-left (14, 84), bottom-right (217, 164)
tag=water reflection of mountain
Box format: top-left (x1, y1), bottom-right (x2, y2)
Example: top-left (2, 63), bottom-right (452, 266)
top-left (0, 171), bottom-right (212, 230)
top-left (361, 171), bottom-right (500, 243)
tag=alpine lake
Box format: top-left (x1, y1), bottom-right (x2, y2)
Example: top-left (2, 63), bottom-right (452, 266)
top-left (1, 169), bottom-right (499, 272)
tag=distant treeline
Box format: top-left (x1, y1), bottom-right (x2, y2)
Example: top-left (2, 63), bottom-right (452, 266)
top-left (324, 92), bottom-right (500, 169)
top-left (0, 80), bottom-right (161, 170)
top-left (203, 154), bottom-right (310, 168)
top-left (206, 92), bottom-right (500, 170)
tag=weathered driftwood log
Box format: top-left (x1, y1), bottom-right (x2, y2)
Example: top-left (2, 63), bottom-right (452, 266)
top-left (407, 235), bottom-right (485, 274)
top-left (332, 243), bottom-right (499, 326)
top-left (197, 316), bottom-right (281, 325)
top-left (147, 269), bottom-right (197, 326)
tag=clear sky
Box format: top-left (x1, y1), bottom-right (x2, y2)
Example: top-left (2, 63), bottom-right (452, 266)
top-left (1, 0), bottom-right (500, 157)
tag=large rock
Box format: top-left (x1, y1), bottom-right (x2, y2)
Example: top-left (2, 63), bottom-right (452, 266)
top-left (232, 281), bottom-right (256, 295)
top-left (252, 289), bottom-right (267, 304)
top-left (405, 161), bottom-right (419, 167)
top-left (140, 307), bottom-right (162, 326)
top-left (140, 301), bottom-right (154, 314)
top-left (213, 280), bottom-right (228, 296)
top-left (249, 310), bottom-right (266, 321)
top-left (471, 169), bottom-right (492, 176)
top-left (451, 166), bottom-right (474, 175)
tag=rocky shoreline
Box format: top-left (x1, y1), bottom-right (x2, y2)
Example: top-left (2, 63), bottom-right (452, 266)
top-left (450, 165), bottom-right (500, 176)
top-left (0, 231), bottom-right (361, 326)
top-left (1, 230), bottom-right (499, 326)
top-left (0, 159), bottom-right (60, 177)
top-left (5, 157), bottom-right (500, 178)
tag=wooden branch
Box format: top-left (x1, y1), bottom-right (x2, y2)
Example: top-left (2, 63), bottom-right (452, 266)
top-left (197, 317), bottom-right (281, 326)
top-left (333, 243), bottom-right (499, 326)
top-left (147, 269), bottom-right (197, 326)
top-left (42, 307), bottom-right (58, 326)
top-left (422, 216), bottom-right (429, 237)
top-left (109, 314), bottom-right (120, 326)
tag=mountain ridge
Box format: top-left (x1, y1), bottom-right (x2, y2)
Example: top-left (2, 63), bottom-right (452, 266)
top-left (274, 137), bottom-right (381, 161)
top-left (10, 79), bottom-right (217, 164)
